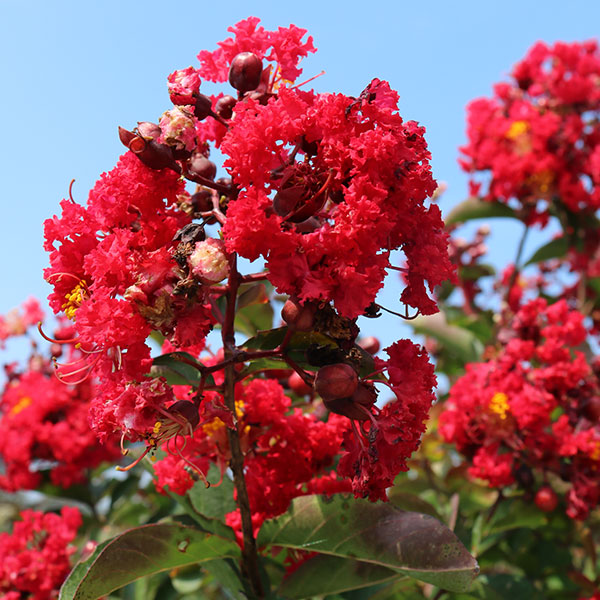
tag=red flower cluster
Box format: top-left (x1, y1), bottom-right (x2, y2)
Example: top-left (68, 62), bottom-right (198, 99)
top-left (0, 349), bottom-right (119, 491)
top-left (43, 153), bottom-right (216, 443)
top-left (154, 335), bottom-right (436, 516)
top-left (440, 298), bottom-right (600, 519)
top-left (0, 507), bottom-right (81, 600)
top-left (154, 377), bottom-right (350, 533)
top-left (43, 18), bottom-right (447, 513)
top-left (460, 41), bottom-right (600, 226)
top-left (221, 80), bottom-right (453, 317)
top-left (337, 340), bottom-right (436, 501)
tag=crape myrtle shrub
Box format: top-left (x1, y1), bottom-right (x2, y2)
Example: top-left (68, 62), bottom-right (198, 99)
top-left (0, 20), bottom-right (598, 600)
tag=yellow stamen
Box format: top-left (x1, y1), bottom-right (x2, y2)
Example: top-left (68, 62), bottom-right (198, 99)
top-left (590, 442), bottom-right (600, 462)
top-left (61, 280), bottom-right (88, 320)
top-left (202, 400), bottom-right (245, 437)
top-left (489, 392), bottom-right (510, 420)
top-left (10, 396), bottom-right (32, 416)
top-left (506, 120), bottom-right (529, 139)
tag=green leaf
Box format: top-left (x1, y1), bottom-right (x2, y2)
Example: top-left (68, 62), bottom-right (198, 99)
top-left (257, 494), bottom-right (479, 593)
top-left (148, 352), bottom-right (206, 387)
top-left (237, 357), bottom-right (292, 379)
top-left (279, 554), bottom-right (399, 599)
top-left (202, 558), bottom-right (247, 598)
top-left (243, 327), bottom-right (336, 352)
top-left (486, 500), bottom-right (547, 535)
top-left (410, 312), bottom-right (483, 364)
top-left (59, 524), bottom-right (240, 600)
top-left (236, 282), bottom-right (269, 310)
top-left (588, 277), bottom-right (600, 297)
top-left (187, 467), bottom-right (236, 520)
top-left (172, 468), bottom-right (236, 540)
top-left (170, 565), bottom-right (204, 594)
top-left (459, 264), bottom-right (495, 281)
top-left (445, 197), bottom-right (518, 226)
top-left (243, 326), bottom-right (289, 350)
top-left (387, 490), bottom-right (443, 521)
top-left (234, 302), bottom-right (274, 337)
top-left (524, 236), bottom-right (569, 266)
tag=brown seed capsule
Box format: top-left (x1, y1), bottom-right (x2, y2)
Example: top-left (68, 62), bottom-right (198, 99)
top-left (583, 397), bottom-right (600, 421)
top-left (191, 188), bottom-right (216, 224)
top-left (322, 381), bottom-right (377, 421)
top-left (281, 297), bottom-right (316, 331)
top-left (314, 363), bottom-right (358, 401)
top-left (228, 52), bottom-right (263, 93)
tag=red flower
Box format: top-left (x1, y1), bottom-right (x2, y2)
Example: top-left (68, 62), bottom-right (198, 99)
top-left (441, 298), bottom-right (600, 519)
top-left (460, 40), bottom-right (600, 225)
top-left (0, 507), bottom-right (81, 600)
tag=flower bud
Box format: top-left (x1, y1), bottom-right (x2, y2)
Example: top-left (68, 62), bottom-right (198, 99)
top-left (281, 297), bottom-right (316, 331)
top-left (534, 486), bottom-right (558, 512)
top-left (358, 336), bottom-right (380, 355)
top-left (118, 126), bottom-right (136, 147)
top-left (167, 67), bottom-right (201, 105)
top-left (194, 93), bottom-right (214, 120)
top-left (188, 238), bottom-right (229, 283)
top-left (128, 137), bottom-right (181, 173)
top-left (294, 217), bottom-right (321, 234)
top-left (288, 371), bottom-right (312, 396)
top-left (215, 95), bottom-right (237, 119)
top-left (168, 400), bottom-right (200, 430)
top-left (186, 152), bottom-right (217, 182)
top-left (314, 363), bottom-right (358, 401)
top-left (137, 121), bottom-right (161, 140)
top-left (322, 381), bottom-right (377, 421)
top-left (228, 52), bottom-right (263, 93)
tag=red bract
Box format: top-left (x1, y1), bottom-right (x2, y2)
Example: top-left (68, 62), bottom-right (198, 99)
top-left (440, 298), bottom-right (600, 519)
top-left (460, 40), bottom-right (600, 225)
top-left (0, 507), bottom-right (81, 600)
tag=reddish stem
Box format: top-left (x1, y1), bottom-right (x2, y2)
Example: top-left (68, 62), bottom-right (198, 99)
top-left (221, 254), bottom-right (263, 598)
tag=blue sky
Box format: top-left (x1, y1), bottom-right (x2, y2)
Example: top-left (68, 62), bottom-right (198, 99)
top-left (1, 0), bottom-right (599, 354)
